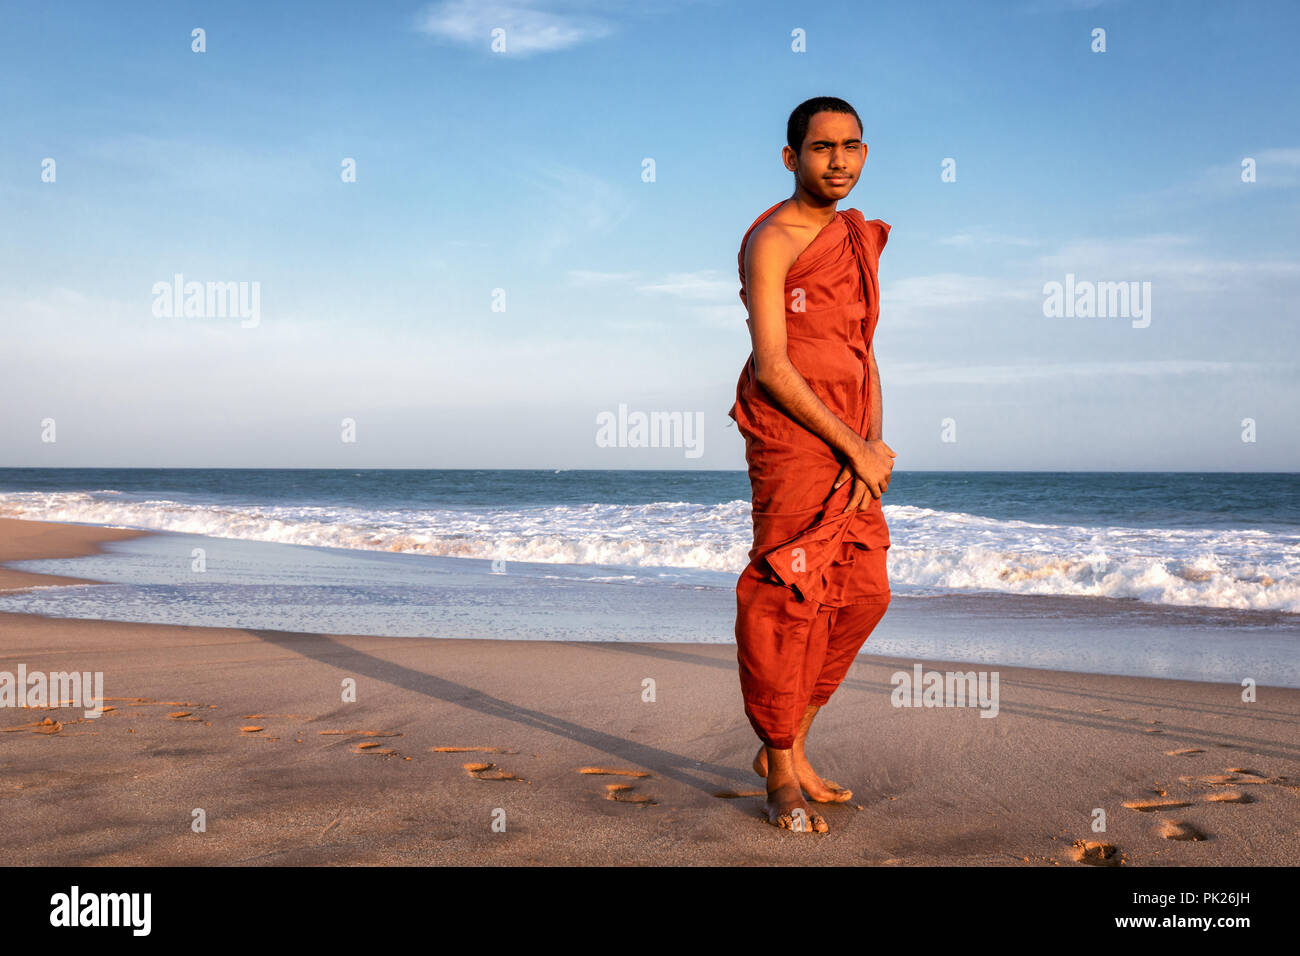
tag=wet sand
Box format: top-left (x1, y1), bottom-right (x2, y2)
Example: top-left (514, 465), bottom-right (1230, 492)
top-left (1, 517), bottom-right (1297, 865)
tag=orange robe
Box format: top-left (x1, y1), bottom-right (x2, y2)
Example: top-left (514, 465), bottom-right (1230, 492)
top-left (728, 200), bottom-right (892, 749)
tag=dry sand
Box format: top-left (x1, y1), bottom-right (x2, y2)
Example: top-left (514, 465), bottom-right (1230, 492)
top-left (0, 517), bottom-right (1296, 865)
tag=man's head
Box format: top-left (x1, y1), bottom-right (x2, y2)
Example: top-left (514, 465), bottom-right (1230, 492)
top-left (784, 96), bottom-right (866, 200)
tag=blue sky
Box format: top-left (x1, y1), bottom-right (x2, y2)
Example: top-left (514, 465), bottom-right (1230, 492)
top-left (1, 0), bottom-right (1297, 470)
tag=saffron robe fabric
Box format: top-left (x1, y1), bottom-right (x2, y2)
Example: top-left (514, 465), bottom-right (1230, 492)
top-left (728, 200), bottom-right (892, 749)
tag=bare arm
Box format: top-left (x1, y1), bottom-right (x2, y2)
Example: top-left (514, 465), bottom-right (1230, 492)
top-left (861, 341), bottom-right (893, 498)
top-left (865, 342), bottom-right (882, 442)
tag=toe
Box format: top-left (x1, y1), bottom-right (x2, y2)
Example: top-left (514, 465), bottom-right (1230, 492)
top-left (822, 780), bottom-right (853, 801)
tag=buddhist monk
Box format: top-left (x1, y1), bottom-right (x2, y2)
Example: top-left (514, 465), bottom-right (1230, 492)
top-left (728, 96), bottom-right (896, 833)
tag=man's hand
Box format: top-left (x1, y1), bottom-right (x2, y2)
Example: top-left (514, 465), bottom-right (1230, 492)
top-left (832, 437), bottom-right (896, 513)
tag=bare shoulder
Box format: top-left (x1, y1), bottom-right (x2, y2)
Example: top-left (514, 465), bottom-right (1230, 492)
top-left (745, 209), bottom-right (808, 279)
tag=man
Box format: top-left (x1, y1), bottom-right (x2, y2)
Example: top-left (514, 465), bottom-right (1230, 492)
top-left (728, 96), bottom-right (896, 833)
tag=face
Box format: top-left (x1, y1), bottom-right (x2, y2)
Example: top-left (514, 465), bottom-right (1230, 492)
top-left (784, 111), bottom-right (866, 199)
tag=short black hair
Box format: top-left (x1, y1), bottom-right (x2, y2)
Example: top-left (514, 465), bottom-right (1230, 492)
top-left (787, 96), bottom-right (863, 154)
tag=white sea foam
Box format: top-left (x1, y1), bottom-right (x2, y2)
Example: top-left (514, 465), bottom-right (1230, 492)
top-left (0, 492), bottom-right (1295, 613)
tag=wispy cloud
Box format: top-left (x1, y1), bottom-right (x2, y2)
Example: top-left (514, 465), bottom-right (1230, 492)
top-left (938, 232), bottom-right (1040, 247)
top-left (413, 0), bottom-right (616, 56)
top-left (884, 273), bottom-right (1040, 319)
top-left (506, 163), bottom-right (635, 264)
top-left (694, 303), bottom-right (746, 330)
top-left (560, 267), bottom-right (743, 327)
top-left (573, 231), bottom-right (1299, 339)
top-left (84, 133), bottom-right (320, 194)
top-left (639, 270), bottom-right (745, 329)
top-left (1033, 234), bottom-right (1300, 294)
top-left (565, 268), bottom-right (737, 299)
top-left (565, 269), bottom-right (642, 286)
top-left (883, 232), bottom-right (1300, 334)
top-left (888, 358), bottom-right (1263, 386)
top-left (635, 270), bottom-right (736, 299)
top-left (1134, 146), bottom-right (1300, 207)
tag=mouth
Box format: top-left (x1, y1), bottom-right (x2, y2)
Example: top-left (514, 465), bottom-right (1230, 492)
top-left (826, 176), bottom-right (850, 185)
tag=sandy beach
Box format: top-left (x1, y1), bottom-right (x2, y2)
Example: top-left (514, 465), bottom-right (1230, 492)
top-left (0, 516), bottom-right (1296, 866)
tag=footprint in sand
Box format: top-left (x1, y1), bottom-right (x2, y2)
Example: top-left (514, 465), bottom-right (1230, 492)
top-left (1205, 790), bottom-right (1253, 804)
top-left (88, 697), bottom-right (215, 726)
top-left (2, 717), bottom-right (63, 735)
top-left (1071, 840), bottom-right (1124, 866)
top-left (106, 697), bottom-right (207, 711)
top-left (311, 729), bottom-right (406, 758)
top-left (604, 783), bottom-right (656, 804)
top-left (1157, 820), bottom-right (1207, 841)
top-left (1178, 773), bottom-right (1241, 787)
top-left (577, 767), bottom-right (656, 804)
top-left (1122, 797), bottom-right (1193, 812)
top-left (30, 702), bottom-right (119, 716)
top-left (1118, 763), bottom-right (1296, 847)
top-left (431, 746), bottom-right (526, 777)
top-left (240, 725), bottom-right (282, 741)
top-left (353, 741), bottom-right (401, 757)
top-left (1199, 768), bottom-right (1295, 802)
top-left (578, 767), bottom-right (651, 778)
top-left (1221, 770), bottom-right (1289, 785)
top-left (463, 762), bottom-right (527, 782)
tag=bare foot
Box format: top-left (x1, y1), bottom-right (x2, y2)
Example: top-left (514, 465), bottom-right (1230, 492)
top-left (765, 781), bottom-right (828, 832)
top-left (754, 744), bottom-right (854, 803)
top-left (763, 748), bottom-right (828, 833)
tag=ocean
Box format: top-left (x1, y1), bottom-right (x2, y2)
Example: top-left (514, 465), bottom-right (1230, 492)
top-left (0, 468), bottom-right (1296, 685)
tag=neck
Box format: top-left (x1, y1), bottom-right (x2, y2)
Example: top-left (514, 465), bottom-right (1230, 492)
top-left (787, 187), bottom-right (839, 228)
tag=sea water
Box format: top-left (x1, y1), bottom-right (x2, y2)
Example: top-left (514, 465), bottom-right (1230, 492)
top-left (0, 468), bottom-right (1296, 685)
